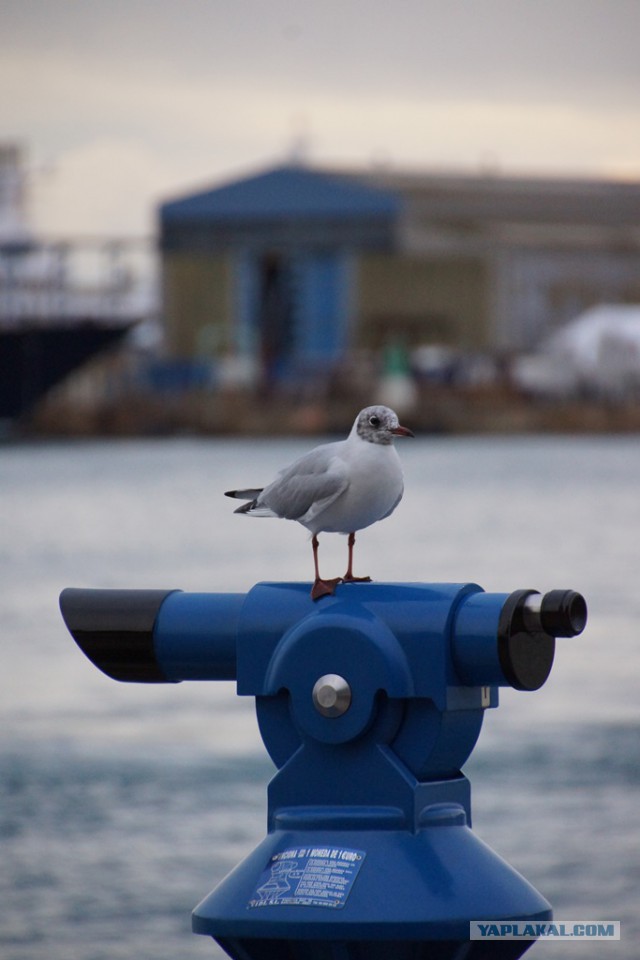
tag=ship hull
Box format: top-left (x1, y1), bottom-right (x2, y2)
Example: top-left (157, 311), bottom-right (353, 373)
top-left (0, 321), bottom-right (131, 419)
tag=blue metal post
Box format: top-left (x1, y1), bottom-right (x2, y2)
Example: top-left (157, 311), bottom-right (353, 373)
top-left (60, 580), bottom-right (586, 960)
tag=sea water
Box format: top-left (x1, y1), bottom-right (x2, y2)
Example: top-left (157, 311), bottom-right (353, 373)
top-left (1, 434), bottom-right (639, 959)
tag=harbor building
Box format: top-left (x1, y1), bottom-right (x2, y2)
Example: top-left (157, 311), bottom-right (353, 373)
top-left (159, 163), bottom-right (640, 392)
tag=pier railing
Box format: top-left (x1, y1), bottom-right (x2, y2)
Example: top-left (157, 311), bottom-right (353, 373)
top-left (0, 237), bottom-right (158, 328)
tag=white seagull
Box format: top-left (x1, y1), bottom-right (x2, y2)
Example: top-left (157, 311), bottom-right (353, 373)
top-left (225, 405), bottom-right (414, 599)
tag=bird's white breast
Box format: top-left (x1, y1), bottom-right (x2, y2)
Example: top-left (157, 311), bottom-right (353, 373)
top-left (304, 440), bottom-right (404, 535)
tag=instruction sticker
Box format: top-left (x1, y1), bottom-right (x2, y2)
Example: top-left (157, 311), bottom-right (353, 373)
top-left (248, 847), bottom-right (366, 909)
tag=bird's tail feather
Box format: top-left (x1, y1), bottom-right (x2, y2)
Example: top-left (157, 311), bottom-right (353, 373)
top-left (225, 488), bottom-right (263, 500)
top-left (225, 488), bottom-right (270, 516)
top-left (234, 500), bottom-right (256, 514)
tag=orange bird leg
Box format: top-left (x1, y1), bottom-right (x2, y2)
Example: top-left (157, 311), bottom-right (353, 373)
top-left (343, 532), bottom-right (372, 584)
top-left (310, 535), bottom-right (342, 600)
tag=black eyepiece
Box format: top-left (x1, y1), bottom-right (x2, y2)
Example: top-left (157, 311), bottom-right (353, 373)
top-left (497, 588), bottom-right (587, 691)
top-left (539, 590), bottom-right (587, 637)
top-left (59, 587), bottom-right (177, 682)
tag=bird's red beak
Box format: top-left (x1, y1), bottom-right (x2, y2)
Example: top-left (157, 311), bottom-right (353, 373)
top-left (391, 424), bottom-right (414, 438)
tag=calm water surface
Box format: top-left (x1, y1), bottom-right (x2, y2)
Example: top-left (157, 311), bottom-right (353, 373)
top-left (1, 435), bottom-right (639, 959)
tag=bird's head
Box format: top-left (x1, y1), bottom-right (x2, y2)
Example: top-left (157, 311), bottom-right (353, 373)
top-left (353, 405), bottom-right (415, 445)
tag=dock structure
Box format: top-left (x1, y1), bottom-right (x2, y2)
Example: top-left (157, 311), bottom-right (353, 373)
top-left (159, 163), bottom-right (640, 393)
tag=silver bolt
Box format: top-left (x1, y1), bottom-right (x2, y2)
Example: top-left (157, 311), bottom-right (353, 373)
top-left (312, 674), bottom-right (352, 718)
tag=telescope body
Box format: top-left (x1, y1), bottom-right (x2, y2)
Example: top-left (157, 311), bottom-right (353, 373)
top-left (60, 580), bottom-right (587, 960)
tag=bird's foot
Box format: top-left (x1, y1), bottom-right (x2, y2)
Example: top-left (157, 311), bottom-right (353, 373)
top-left (342, 574), bottom-right (372, 584)
top-left (311, 577), bottom-right (343, 600)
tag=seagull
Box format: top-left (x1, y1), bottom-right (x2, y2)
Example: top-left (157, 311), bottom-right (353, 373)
top-left (225, 405), bottom-right (414, 599)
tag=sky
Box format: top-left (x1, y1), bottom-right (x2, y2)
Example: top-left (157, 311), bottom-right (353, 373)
top-left (2, 0), bottom-right (640, 238)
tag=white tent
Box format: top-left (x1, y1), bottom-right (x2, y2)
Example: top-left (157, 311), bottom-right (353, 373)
top-left (547, 304), bottom-right (640, 396)
top-left (513, 305), bottom-right (640, 398)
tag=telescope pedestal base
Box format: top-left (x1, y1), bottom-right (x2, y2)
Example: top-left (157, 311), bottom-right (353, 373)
top-left (193, 802), bottom-right (550, 960)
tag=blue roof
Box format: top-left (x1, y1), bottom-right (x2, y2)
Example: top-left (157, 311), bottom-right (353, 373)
top-left (160, 165), bottom-right (400, 223)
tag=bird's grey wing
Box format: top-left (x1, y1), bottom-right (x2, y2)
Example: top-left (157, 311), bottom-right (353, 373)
top-left (260, 448), bottom-right (349, 522)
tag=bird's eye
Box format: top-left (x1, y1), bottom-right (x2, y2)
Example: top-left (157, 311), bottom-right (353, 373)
top-left (369, 415), bottom-right (381, 428)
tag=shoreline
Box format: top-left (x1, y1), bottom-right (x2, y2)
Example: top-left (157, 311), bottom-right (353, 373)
top-left (13, 383), bottom-right (640, 439)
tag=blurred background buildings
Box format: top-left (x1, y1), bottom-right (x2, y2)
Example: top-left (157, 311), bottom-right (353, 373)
top-left (158, 163), bottom-right (640, 401)
top-left (2, 0), bottom-right (640, 435)
top-left (3, 147), bottom-right (640, 435)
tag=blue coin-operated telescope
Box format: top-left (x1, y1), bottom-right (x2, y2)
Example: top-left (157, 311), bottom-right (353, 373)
top-left (60, 581), bottom-right (587, 960)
